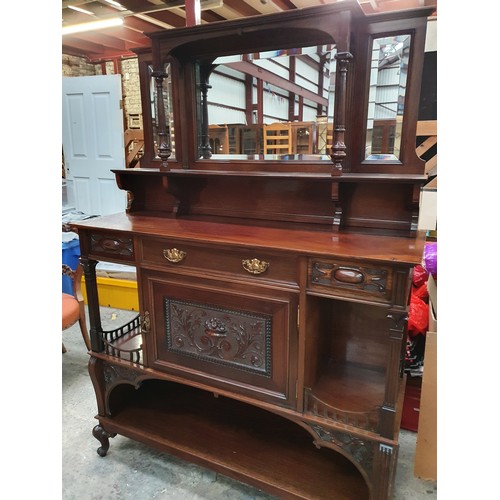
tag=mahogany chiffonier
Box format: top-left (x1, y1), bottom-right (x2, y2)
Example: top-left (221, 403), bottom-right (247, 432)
top-left (71, 3), bottom-right (435, 498)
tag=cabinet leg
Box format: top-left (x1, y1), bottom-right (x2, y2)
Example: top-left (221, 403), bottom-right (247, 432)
top-left (371, 443), bottom-right (398, 500)
top-left (92, 424), bottom-right (116, 457)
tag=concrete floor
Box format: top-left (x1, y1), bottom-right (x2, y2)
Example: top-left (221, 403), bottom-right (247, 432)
top-left (62, 307), bottom-right (437, 499)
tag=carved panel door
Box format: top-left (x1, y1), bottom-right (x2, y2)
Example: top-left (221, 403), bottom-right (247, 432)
top-left (140, 269), bottom-right (298, 408)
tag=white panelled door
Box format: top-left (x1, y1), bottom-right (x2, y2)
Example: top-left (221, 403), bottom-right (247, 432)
top-left (62, 75), bottom-right (127, 216)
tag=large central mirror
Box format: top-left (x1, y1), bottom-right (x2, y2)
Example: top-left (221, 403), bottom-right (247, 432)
top-left (195, 45), bottom-right (337, 161)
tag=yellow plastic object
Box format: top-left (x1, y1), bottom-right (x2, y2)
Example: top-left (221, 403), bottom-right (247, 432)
top-left (82, 276), bottom-right (139, 311)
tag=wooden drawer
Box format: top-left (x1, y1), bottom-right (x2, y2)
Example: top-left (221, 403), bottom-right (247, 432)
top-left (139, 237), bottom-right (298, 285)
top-left (307, 258), bottom-right (394, 303)
top-left (88, 232), bottom-right (135, 263)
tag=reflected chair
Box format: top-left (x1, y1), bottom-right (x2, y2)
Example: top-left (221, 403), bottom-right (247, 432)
top-left (208, 124), bottom-right (229, 154)
top-left (62, 261), bottom-right (91, 353)
top-left (262, 122), bottom-right (292, 155)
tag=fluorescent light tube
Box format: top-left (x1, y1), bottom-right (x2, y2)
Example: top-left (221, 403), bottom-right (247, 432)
top-left (62, 17), bottom-right (124, 35)
top-left (67, 5), bottom-right (95, 16)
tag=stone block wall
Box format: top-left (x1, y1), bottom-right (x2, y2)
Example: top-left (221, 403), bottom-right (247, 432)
top-left (62, 54), bottom-right (101, 77)
top-left (62, 54), bottom-right (142, 129)
top-left (121, 58), bottom-right (143, 129)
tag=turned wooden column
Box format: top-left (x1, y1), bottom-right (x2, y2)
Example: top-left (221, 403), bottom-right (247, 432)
top-left (80, 257), bottom-right (104, 352)
top-left (152, 69), bottom-right (172, 169)
top-left (199, 65), bottom-right (213, 159)
top-left (330, 51), bottom-right (353, 174)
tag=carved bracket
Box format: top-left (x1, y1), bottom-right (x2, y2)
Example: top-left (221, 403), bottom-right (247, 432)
top-left (331, 181), bottom-right (342, 232)
top-left (103, 363), bottom-right (143, 389)
top-left (309, 423), bottom-right (374, 475)
top-left (309, 422), bottom-right (398, 497)
top-left (386, 310), bottom-right (408, 339)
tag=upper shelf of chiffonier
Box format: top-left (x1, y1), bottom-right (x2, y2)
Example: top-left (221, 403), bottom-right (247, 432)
top-left (72, 212), bottom-right (426, 267)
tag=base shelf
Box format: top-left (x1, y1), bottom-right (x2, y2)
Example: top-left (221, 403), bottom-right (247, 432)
top-left (101, 379), bottom-right (369, 499)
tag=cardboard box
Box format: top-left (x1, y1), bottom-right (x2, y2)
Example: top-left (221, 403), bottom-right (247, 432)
top-left (417, 177), bottom-right (437, 231)
top-left (414, 274), bottom-right (437, 480)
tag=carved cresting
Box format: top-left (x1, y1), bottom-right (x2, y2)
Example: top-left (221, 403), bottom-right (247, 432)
top-left (330, 52), bottom-right (353, 173)
top-left (164, 298), bottom-right (272, 376)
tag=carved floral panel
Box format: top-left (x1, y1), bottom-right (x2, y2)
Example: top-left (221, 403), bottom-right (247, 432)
top-left (164, 298), bottom-right (272, 377)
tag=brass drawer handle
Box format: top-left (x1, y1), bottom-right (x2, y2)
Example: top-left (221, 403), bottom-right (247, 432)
top-left (163, 248), bottom-right (186, 263)
top-left (242, 258), bottom-right (269, 275)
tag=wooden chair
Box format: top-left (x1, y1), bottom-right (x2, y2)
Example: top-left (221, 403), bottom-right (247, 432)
top-left (124, 129), bottom-right (144, 168)
top-left (315, 116), bottom-right (333, 155)
top-left (62, 261), bottom-right (91, 353)
top-left (262, 122), bottom-right (292, 155)
top-left (208, 125), bottom-right (229, 154)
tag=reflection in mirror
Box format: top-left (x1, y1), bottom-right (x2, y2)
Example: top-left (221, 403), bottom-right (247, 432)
top-left (364, 34), bottom-right (411, 162)
top-left (149, 63), bottom-right (175, 159)
top-left (196, 45), bottom-right (336, 160)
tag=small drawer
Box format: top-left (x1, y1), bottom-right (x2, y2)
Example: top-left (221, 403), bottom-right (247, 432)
top-left (308, 258), bottom-right (393, 303)
top-left (139, 237), bottom-right (298, 285)
top-left (89, 233), bottom-right (135, 262)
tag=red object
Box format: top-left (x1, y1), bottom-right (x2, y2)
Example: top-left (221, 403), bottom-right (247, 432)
top-left (412, 282), bottom-right (428, 301)
top-left (401, 380), bottom-right (421, 432)
top-left (408, 293), bottom-right (429, 337)
top-left (412, 264), bottom-right (428, 288)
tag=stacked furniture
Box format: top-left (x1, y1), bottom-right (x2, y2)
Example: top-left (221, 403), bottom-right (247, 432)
top-left (72, 3), bottom-right (434, 498)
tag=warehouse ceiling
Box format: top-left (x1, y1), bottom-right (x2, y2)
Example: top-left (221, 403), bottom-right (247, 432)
top-left (62, 0), bottom-right (437, 62)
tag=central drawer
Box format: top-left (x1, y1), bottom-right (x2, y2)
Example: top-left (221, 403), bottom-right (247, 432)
top-left (138, 236), bottom-right (298, 286)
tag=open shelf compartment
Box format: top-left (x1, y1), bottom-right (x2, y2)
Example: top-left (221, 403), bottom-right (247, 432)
top-left (103, 379), bottom-right (369, 500)
top-left (101, 314), bottom-right (143, 364)
top-left (303, 295), bottom-right (392, 433)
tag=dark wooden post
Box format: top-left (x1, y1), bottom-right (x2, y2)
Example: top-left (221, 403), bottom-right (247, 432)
top-left (330, 52), bottom-right (353, 174)
top-left (80, 257), bottom-right (104, 352)
top-left (151, 69), bottom-right (172, 169)
top-left (199, 65), bottom-right (213, 159)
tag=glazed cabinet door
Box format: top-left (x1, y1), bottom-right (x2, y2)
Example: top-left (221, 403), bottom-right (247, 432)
top-left (139, 268), bottom-right (299, 409)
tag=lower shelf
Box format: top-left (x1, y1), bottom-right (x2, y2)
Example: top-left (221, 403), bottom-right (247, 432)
top-left (305, 362), bottom-right (385, 432)
top-left (101, 379), bottom-right (369, 499)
